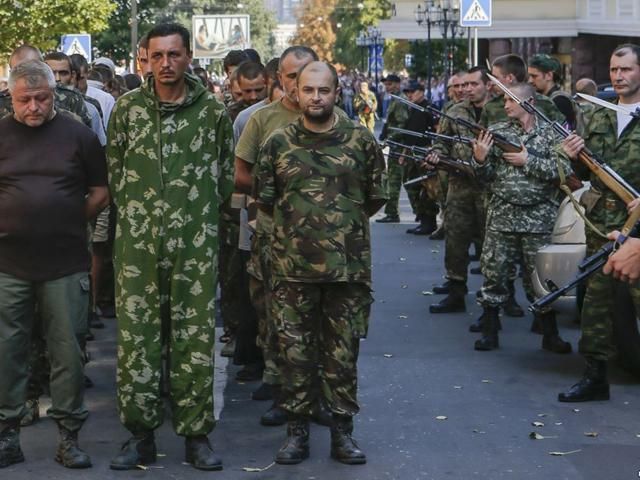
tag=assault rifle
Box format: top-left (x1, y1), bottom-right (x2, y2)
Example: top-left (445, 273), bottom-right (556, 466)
top-left (390, 94), bottom-right (523, 153)
top-left (488, 73), bottom-right (640, 204)
top-left (389, 126), bottom-right (476, 147)
top-left (529, 205), bottom-right (640, 312)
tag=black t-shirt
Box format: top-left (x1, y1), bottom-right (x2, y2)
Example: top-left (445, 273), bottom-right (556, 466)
top-left (0, 112), bottom-right (108, 281)
top-left (404, 98), bottom-right (437, 147)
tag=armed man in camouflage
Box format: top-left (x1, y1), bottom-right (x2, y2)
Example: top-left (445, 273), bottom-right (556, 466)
top-left (480, 53), bottom-right (564, 319)
top-left (429, 67), bottom-right (491, 315)
top-left (377, 74), bottom-right (409, 223)
top-left (106, 23), bottom-right (233, 471)
top-left (255, 61), bottom-right (387, 466)
top-left (471, 83), bottom-right (572, 353)
top-left (558, 43), bottom-right (640, 403)
top-left (353, 80), bottom-right (377, 132)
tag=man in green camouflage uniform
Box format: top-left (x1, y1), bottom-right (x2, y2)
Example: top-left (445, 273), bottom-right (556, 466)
top-left (255, 61), bottom-right (387, 466)
top-left (558, 44), bottom-right (640, 403)
top-left (472, 83), bottom-right (572, 354)
top-left (480, 54), bottom-right (564, 319)
top-left (106, 24), bottom-right (233, 471)
top-left (429, 67), bottom-right (491, 314)
top-left (377, 74), bottom-right (409, 223)
top-left (353, 81), bottom-right (377, 133)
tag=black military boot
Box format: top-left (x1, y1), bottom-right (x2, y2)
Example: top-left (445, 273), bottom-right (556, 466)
top-left (432, 280), bottom-right (468, 295)
top-left (429, 281), bottom-right (466, 313)
top-left (251, 382), bottom-right (273, 401)
top-left (260, 386), bottom-right (288, 426)
top-left (55, 426), bottom-right (92, 469)
top-left (469, 309), bottom-right (502, 333)
top-left (558, 359), bottom-right (610, 402)
top-left (503, 280), bottom-right (524, 317)
top-left (20, 399), bottom-right (39, 427)
top-left (330, 415), bottom-right (366, 465)
top-left (429, 224), bottom-right (445, 240)
top-left (540, 311), bottom-right (572, 354)
top-left (275, 417), bottom-right (310, 465)
top-left (375, 214), bottom-right (400, 223)
top-left (185, 435), bottom-right (223, 471)
top-left (474, 306), bottom-right (500, 351)
top-left (0, 423), bottom-right (24, 469)
top-left (110, 431), bottom-right (156, 470)
top-left (530, 315), bottom-right (543, 334)
top-left (407, 215), bottom-right (437, 235)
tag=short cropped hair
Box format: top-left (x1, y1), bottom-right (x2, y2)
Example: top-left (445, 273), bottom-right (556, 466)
top-left (8, 59), bottom-right (56, 92)
top-left (297, 61), bottom-right (339, 90)
top-left (613, 43), bottom-right (640, 65)
top-left (279, 46), bottom-right (318, 70)
top-left (493, 54), bottom-right (527, 82)
top-left (511, 82), bottom-right (536, 102)
top-left (147, 23), bottom-right (191, 54)
top-left (467, 66), bottom-right (490, 84)
top-left (235, 61), bottom-right (265, 83)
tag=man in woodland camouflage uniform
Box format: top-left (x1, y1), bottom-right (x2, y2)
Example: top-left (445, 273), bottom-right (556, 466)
top-left (558, 44), bottom-right (640, 402)
top-left (106, 24), bottom-right (233, 471)
top-left (480, 53), bottom-right (564, 319)
top-left (353, 81), bottom-right (377, 133)
top-left (377, 74), bottom-right (409, 223)
top-left (255, 61), bottom-right (387, 466)
top-left (429, 67), bottom-right (491, 315)
top-left (471, 83), bottom-right (572, 354)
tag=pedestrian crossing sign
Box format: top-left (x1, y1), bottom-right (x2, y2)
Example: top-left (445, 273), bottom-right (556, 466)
top-left (460, 0), bottom-right (492, 27)
top-left (61, 34), bottom-right (92, 63)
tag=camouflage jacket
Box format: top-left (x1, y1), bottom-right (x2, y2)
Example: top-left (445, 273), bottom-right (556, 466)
top-left (434, 100), bottom-right (483, 188)
top-left (380, 92), bottom-right (409, 141)
top-left (353, 91), bottom-right (377, 117)
top-left (106, 73), bottom-right (234, 248)
top-left (475, 119), bottom-right (570, 233)
top-left (255, 115), bottom-right (388, 284)
top-left (558, 105), bottom-right (640, 236)
top-left (0, 90), bottom-right (11, 119)
top-left (480, 93), bottom-right (563, 128)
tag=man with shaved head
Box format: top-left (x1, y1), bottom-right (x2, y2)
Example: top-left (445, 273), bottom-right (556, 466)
top-left (255, 61), bottom-right (387, 465)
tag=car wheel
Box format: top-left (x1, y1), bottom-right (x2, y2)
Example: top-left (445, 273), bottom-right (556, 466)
top-left (613, 282), bottom-right (640, 377)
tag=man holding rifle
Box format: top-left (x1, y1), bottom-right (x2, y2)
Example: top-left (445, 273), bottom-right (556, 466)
top-left (558, 43), bottom-right (640, 402)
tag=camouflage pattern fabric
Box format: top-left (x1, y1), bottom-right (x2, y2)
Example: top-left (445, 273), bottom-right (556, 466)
top-left (479, 92), bottom-right (563, 128)
top-left (272, 281), bottom-right (372, 416)
top-left (559, 106), bottom-right (640, 361)
top-left (249, 266), bottom-right (280, 385)
top-left (381, 94), bottom-right (409, 217)
top-left (434, 100), bottom-right (487, 284)
top-left (475, 119), bottom-right (570, 306)
top-left (55, 84), bottom-right (93, 127)
top-left (0, 90), bottom-right (11, 119)
top-left (218, 244), bottom-right (242, 335)
top-left (255, 115), bottom-right (387, 284)
top-left (353, 91), bottom-right (377, 133)
top-left (106, 73), bottom-right (234, 436)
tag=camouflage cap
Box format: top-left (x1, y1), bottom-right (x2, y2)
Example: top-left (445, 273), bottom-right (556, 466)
top-left (529, 54), bottom-right (561, 75)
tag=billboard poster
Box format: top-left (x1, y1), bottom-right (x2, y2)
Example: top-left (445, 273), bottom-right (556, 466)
top-left (192, 15), bottom-right (251, 59)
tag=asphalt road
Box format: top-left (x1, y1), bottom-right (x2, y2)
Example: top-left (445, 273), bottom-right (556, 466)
top-left (6, 193), bottom-right (640, 480)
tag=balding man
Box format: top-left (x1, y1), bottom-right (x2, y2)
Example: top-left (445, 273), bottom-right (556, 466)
top-left (255, 61), bottom-right (387, 466)
top-left (0, 60), bottom-right (109, 469)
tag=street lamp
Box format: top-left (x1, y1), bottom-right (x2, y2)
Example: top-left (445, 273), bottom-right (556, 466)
top-left (438, 0), bottom-right (460, 100)
top-left (367, 26), bottom-right (383, 96)
top-left (414, 0), bottom-right (437, 102)
top-left (355, 31), bottom-right (367, 74)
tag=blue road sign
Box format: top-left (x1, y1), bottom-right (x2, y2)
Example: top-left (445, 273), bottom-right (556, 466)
top-left (460, 0), bottom-right (492, 27)
top-left (61, 34), bottom-right (92, 62)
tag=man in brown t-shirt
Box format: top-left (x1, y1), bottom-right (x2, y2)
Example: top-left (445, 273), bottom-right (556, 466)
top-left (0, 60), bottom-right (109, 470)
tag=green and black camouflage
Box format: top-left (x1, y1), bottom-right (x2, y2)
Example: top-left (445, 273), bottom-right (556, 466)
top-left (353, 90), bottom-right (377, 133)
top-left (480, 93), bottom-right (564, 128)
top-left (380, 94), bottom-right (409, 217)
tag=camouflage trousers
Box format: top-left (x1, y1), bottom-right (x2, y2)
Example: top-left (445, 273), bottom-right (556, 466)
top-left (480, 230), bottom-right (549, 307)
top-left (358, 114), bottom-right (375, 133)
top-left (271, 281), bottom-right (372, 417)
top-left (218, 243), bottom-right (244, 335)
top-left (384, 155), bottom-right (403, 217)
top-left (248, 234), bottom-right (281, 386)
top-left (579, 236), bottom-right (640, 361)
top-left (405, 162), bottom-right (439, 218)
top-left (444, 180), bottom-right (486, 283)
top-left (114, 242), bottom-right (216, 436)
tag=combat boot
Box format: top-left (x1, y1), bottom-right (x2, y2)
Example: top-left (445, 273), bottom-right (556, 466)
top-left (54, 426), bottom-right (91, 469)
top-left (540, 311), bottom-right (572, 354)
top-left (110, 431), bottom-right (156, 470)
top-left (20, 399), bottom-right (39, 427)
top-left (429, 280), bottom-right (466, 313)
top-left (185, 435), bottom-right (223, 471)
top-left (469, 310), bottom-right (502, 333)
top-left (407, 215), bottom-right (437, 235)
top-left (432, 280), bottom-right (468, 295)
top-left (0, 423), bottom-right (24, 468)
top-left (275, 417), bottom-right (310, 465)
top-left (330, 416), bottom-right (366, 465)
top-left (429, 224), bottom-right (445, 240)
top-left (375, 215), bottom-right (400, 223)
top-left (260, 385), bottom-right (288, 426)
top-left (558, 359), bottom-right (610, 402)
top-left (474, 306), bottom-right (500, 351)
top-left (251, 382), bottom-right (273, 401)
top-left (503, 281), bottom-right (524, 317)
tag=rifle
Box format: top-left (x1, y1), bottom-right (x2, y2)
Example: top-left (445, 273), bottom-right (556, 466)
top-left (488, 73), bottom-right (640, 204)
top-left (384, 138), bottom-right (476, 178)
top-left (389, 126), bottom-right (476, 147)
top-left (529, 205), bottom-right (640, 312)
top-left (390, 93), bottom-right (522, 153)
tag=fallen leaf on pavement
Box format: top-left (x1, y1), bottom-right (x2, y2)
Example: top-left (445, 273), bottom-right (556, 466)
top-left (537, 413), bottom-right (548, 418)
top-left (584, 432), bottom-right (598, 438)
top-left (398, 315), bottom-right (408, 319)
top-left (532, 421), bottom-right (545, 427)
top-left (436, 416), bottom-right (448, 420)
top-left (401, 284), bottom-right (408, 289)
top-left (383, 354), bottom-right (393, 358)
top-left (529, 432), bottom-right (558, 440)
top-left (453, 386), bottom-right (463, 389)
top-left (399, 257), bottom-right (406, 262)
top-left (572, 408), bottom-right (580, 413)
top-left (549, 449), bottom-right (581, 456)
top-left (481, 379), bottom-right (492, 384)
top-left (242, 462), bottom-right (275, 472)
top-left (422, 291), bottom-right (434, 295)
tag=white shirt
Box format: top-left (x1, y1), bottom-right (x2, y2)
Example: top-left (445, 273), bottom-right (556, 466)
top-left (86, 85), bottom-right (115, 129)
top-left (617, 101), bottom-right (640, 138)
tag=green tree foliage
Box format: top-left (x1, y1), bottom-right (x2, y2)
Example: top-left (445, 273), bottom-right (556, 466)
top-left (409, 38), bottom-right (468, 79)
top-left (0, 0), bottom-right (116, 58)
top-left (291, 0), bottom-right (337, 62)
